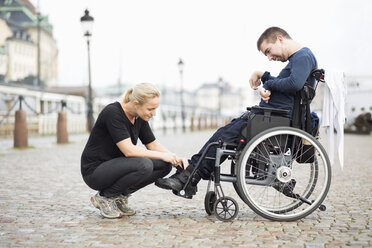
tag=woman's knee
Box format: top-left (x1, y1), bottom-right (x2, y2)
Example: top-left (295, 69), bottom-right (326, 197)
top-left (152, 160), bottom-right (172, 173)
top-left (136, 157), bottom-right (154, 176)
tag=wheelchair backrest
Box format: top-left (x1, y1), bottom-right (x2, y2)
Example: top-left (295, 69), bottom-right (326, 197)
top-left (291, 69), bottom-right (325, 134)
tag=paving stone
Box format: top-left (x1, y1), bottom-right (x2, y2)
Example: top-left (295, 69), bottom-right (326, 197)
top-left (0, 131), bottom-right (371, 247)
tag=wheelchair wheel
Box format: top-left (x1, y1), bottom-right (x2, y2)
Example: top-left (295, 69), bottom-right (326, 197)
top-left (236, 127), bottom-right (331, 221)
top-left (230, 160), bottom-right (245, 200)
top-left (214, 196), bottom-right (239, 222)
top-left (204, 191), bottom-right (217, 215)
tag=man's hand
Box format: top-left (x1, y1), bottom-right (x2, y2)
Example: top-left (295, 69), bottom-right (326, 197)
top-left (260, 88), bottom-right (271, 103)
top-left (249, 71), bottom-right (264, 90)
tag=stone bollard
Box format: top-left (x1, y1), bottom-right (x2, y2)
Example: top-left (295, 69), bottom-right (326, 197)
top-left (190, 115), bottom-right (195, 131)
top-left (14, 109), bottom-right (28, 148)
top-left (204, 115), bottom-right (208, 130)
top-left (214, 116), bottom-right (219, 128)
top-left (57, 111), bottom-right (68, 144)
top-left (209, 115), bottom-right (214, 129)
top-left (198, 115), bottom-right (202, 130)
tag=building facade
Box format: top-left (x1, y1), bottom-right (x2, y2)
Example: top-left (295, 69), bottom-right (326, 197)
top-left (0, 0), bottom-right (58, 87)
top-left (345, 75), bottom-right (372, 125)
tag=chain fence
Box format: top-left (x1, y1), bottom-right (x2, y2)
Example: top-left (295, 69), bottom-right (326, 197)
top-left (0, 95), bottom-right (86, 138)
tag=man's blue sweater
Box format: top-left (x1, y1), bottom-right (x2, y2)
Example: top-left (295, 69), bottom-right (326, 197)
top-left (259, 47), bottom-right (318, 116)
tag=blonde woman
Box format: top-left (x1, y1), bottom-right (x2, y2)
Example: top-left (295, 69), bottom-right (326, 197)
top-left (81, 83), bottom-right (179, 219)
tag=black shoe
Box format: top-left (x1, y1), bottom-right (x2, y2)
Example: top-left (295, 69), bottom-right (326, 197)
top-left (155, 169), bottom-right (190, 190)
top-left (155, 177), bottom-right (184, 191)
top-left (156, 169), bottom-right (200, 197)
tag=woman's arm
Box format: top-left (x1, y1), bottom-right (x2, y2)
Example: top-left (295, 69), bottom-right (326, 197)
top-left (145, 140), bottom-right (170, 153)
top-left (146, 140), bottom-right (186, 168)
top-left (116, 138), bottom-right (178, 165)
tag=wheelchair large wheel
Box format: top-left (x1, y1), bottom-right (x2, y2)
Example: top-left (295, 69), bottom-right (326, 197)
top-left (236, 127), bottom-right (331, 221)
top-left (230, 160), bottom-right (245, 200)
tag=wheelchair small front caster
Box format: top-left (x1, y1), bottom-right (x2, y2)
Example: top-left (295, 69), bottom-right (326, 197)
top-left (213, 196), bottom-right (239, 222)
top-left (204, 191), bottom-right (217, 215)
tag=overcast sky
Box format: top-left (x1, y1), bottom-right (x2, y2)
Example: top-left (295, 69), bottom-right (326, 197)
top-left (35, 0), bottom-right (372, 91)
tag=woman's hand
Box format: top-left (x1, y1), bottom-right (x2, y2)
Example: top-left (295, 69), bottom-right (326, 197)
top-left (163, 153), bottom-right (179, 166)
top-left (260, 88), bottom-right (271, 103)
top-left (176, 157), bottom-right (190, 169)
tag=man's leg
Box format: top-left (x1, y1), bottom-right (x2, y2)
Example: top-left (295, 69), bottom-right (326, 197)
top-left (155, 117), bottom-right (247, 196)
top-left (190, 117), bottom-right (247, 179)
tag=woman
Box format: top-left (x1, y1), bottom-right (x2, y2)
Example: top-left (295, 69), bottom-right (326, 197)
top-left (81, 83), bottom-right (180, 219)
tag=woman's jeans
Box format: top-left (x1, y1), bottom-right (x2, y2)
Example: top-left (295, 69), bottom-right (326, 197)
top-left (83, 157), bottom-right (172, 197)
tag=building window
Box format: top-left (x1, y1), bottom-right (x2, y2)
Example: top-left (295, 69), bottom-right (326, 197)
top-left (40, 100), bottom-right (45, 114)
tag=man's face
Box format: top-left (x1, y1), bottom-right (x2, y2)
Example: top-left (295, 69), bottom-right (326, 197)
top-left (260, 37), bottom-right (287, 62)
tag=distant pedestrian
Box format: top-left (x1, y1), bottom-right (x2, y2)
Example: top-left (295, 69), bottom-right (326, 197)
top-left (81, 82), bottom-right (181, 218)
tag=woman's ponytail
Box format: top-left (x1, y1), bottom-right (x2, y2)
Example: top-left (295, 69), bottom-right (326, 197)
top-left (123, 88), bottom-right (133, 103)
top-left (122, 83), bottom-right (160, 105)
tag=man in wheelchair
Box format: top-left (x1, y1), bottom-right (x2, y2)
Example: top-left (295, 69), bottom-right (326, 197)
top-left (156, 26), bottom-right (319, 198)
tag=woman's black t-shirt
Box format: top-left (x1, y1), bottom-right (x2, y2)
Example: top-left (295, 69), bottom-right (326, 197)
top-left (81, 101), bottom-right (155, 177)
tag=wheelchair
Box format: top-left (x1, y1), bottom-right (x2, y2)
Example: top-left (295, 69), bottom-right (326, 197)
top-left (178, 69), bottom-right (331, 222)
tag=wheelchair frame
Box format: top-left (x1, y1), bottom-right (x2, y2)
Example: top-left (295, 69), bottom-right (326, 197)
top-left (177, 69), bottom-right (331, 222)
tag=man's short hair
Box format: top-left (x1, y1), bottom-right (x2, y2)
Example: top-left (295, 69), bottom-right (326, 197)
top-left (257, 27), bottom-right (292, 51)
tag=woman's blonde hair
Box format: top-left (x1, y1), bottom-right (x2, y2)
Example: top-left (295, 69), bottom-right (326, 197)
top-left (123, 83), bottom-right (160, 105)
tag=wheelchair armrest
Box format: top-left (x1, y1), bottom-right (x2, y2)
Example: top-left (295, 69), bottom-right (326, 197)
top-left (246, 106), bottom-right (290, 116)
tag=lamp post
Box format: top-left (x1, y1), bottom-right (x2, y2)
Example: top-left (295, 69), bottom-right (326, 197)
top-left (218, 77), bottom-right (223, 116)
top-left (178, 58), bottom-right (186, 132)
top-left (80, 9), bottom-right (94, 132)
top-left (36, 11), bottom-right (41, 86)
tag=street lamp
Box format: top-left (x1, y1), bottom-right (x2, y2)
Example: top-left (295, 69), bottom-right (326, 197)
top-left (178, 58), bottom-right (186, 132)
top-left (80, 9), bottom-right (94, 132)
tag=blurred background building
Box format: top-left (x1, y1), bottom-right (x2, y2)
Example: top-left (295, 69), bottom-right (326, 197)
top-left (0, 0), bottom-right (57, 87)
top-left (0, 0), bottom-right (371, 138)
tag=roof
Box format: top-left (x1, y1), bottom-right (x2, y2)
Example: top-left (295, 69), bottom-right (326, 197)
top-left (0, 0), bottom-right (53, 33)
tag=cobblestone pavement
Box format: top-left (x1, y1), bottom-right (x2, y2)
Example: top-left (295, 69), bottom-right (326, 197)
top-left (0, 130), bottom-right (371, 247)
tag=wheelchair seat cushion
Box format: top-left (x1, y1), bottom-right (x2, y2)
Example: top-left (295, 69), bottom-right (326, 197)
top-left (241, 112), bottom-right (290, 141)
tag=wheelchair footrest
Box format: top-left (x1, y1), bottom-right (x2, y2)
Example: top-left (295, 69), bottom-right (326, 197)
top-left (173, 190), bottom-right (193, 199)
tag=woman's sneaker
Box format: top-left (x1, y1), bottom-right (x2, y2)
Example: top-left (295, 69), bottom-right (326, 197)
top-left (91, 193), bottom-right (122, 219)
top-left (114, 195), bottom-right (136, 216)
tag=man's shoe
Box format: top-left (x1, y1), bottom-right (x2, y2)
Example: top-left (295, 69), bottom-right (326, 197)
top-left (156, 169), bottom-right (201, 198)
top-left (91, 193), bottom-right (122, 219)
top-left (114, 194), bottom-right (136, 216)
top-left (155, 177), bottom-right (184, 191)
top-left (155, 169), bottom-right (191, 191)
